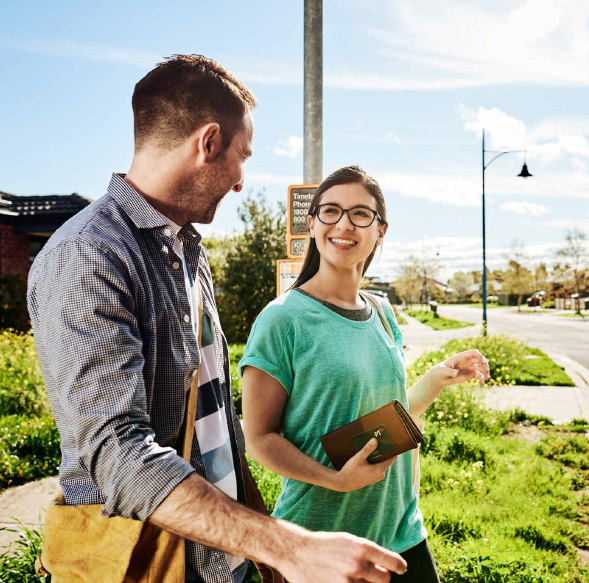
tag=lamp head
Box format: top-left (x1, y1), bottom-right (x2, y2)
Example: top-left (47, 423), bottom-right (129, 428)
top-left (518, 163), bottom-right (533, 178)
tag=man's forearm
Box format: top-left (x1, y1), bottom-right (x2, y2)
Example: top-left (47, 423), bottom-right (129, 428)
top-left (148, 471), bottom-right (303, 569)
top-left (149, 467), bottom-right (409, 581)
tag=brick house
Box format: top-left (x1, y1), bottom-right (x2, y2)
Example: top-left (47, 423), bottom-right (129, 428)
top-left (0, 190), bottom-right (91, 277)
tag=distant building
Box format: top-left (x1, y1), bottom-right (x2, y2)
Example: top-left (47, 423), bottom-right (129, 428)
top-left (0, 190), bottom-right (91, 278)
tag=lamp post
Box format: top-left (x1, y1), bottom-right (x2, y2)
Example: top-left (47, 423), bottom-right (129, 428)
top-left (482, 129), bottom-right (533, 335)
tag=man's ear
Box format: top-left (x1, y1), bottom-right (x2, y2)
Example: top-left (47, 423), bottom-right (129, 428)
top-left (195, 123), bottom-right (222, 163)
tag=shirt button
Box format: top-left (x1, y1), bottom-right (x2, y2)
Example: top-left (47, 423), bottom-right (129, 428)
top-left (172, 261), bottom-right (180, 270)
top-left (164, 228), bottom-right (172, 237)
top-left (184, 315), bottom-right (190, 323)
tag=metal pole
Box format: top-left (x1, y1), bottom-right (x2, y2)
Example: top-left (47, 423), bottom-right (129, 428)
top-left (482, 130), bottom-right (487, 336)
top-left (304, 0), bottom-right (323, 184)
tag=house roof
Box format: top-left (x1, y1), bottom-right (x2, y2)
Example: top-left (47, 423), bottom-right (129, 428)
top-left (0, 192), bottom-right (91, 216)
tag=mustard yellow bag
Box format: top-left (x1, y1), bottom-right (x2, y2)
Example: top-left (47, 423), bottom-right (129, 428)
top-left (35, 490), bottom-right (184, 583)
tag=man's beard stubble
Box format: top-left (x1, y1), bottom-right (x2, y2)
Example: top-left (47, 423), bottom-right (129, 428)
top-left (171, 158), bottom-right (230, 225)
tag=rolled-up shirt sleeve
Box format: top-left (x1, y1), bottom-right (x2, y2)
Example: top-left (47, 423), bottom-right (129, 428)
top-left (28, 238), bottom-right (195, 520)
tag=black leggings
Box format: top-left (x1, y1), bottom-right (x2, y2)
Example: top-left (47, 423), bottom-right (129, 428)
top-left (390, 539), bottom-right (440, 582)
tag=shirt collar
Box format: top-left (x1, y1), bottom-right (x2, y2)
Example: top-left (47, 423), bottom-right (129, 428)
top-left (107, 173), bottom-right (202, 242)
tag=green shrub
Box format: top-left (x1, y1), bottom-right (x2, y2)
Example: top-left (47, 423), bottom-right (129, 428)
top-left (247, 456), bottom-right (281, 513)
top-left (0, 518), bottom-right (48, 582)
top-left (229, 344), bottom-right (246, 417)
top-left (513, 524), bottom-right (569, 552)
top-left (0, 415), bottom-right (61, 489)
top-left (0, 330), bottom-right (49, 416)
top-left (0, 274), bottom-right (30, 332)
top-left (427, 513), bottom-right (481, 543)
top-left (406, 334), bottom-right (574, 388)
top-left (508, 409), bottom-right (553, 427)
top-left (536, 434), bottom-right (589, 470)
top-left (440, 553), bottom-right (564, 583)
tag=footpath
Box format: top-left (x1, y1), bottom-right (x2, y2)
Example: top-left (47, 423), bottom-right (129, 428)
top-left (1, 313), bottom-right (588, 550)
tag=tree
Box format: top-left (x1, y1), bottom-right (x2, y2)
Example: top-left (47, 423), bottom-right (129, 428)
top-left (394, 256), bottom-right (421, 308)
top-left (534, 263), bottom-right (549, 292)
top-left (448, 271), bottom-right (474, 302)
top-left (210, 191), bottom-right (287, 343)
top-left (557, 227), bottom-right (588, 314)
top-left (417, 245), bottom-right (440, 306)
top-left (503, 240), bottom-right (534, 312)
top-left (0, 274), bottom-right (29, 331)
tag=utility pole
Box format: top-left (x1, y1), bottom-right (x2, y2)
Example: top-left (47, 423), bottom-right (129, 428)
top-left (304, 0), bottom-right (323, 184)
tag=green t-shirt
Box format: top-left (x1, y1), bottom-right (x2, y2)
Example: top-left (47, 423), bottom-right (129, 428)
top-left (239, 290), bottom-right (426, 553)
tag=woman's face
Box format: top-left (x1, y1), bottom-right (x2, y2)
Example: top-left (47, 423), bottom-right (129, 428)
top-left (308, 183), bottom-right (387, 271)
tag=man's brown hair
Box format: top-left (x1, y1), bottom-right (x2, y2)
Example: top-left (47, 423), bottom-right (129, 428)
top-left (132, 54), bottom-right (256, 153)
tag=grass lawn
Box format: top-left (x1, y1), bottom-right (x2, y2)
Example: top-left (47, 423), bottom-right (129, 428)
top-left (407, 309), bottom-right (475, 330)
top-left (0, 331), bottom-right (584, 582)
top-left (242, 397), bottom-right (589, 582)
top-left (407, 335), bottom-right (575, 387)
top-left (560, 312), bottom-right (587, 318)
top-left (450, 303), bottom-right (508, 309)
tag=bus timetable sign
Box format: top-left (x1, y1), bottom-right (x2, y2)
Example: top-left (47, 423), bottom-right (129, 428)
top-left (287, 184), bottom-right (318, 258)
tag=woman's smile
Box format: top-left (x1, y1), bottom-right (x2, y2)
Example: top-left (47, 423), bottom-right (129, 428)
top-left (329, 237), bottom-right (358, 250)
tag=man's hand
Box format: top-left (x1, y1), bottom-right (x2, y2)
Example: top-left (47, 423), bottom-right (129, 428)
top-left (280, 530), bottom-right (407, 583)
top-left (331, 438), bottom-right (397, 493)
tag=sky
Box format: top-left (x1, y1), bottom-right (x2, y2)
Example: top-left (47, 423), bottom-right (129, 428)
top-left (1, 0), bottom-right (588, 282)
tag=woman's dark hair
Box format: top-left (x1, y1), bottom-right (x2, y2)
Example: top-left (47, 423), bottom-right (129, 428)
top-left (291, 165), bottom-right (388, 289)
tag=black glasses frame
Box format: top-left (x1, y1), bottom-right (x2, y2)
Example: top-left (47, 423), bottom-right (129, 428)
top-left (315, 204), bottom-right (381, 228)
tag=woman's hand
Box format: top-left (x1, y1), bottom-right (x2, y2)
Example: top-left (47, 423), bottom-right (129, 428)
top-left (330, 439), bottom-right (397, 493)
top-left (433, 349), bottom-right (490, 388)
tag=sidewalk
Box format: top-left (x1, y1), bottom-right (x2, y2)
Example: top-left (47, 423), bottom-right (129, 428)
top-left (0, 475), bottom-right (59, 549)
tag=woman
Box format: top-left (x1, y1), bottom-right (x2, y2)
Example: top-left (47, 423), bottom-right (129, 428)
top-left (239, 166), bottom-right (489, 581)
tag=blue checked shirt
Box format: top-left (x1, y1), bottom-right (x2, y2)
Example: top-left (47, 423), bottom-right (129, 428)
top-left (27, 173), bottom-right (247, 583)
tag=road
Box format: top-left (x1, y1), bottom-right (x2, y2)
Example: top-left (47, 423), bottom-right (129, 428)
top-left (436, 305), bottom-right (589, 370)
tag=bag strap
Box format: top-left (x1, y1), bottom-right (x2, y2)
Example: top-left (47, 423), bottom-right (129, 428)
top-left (182, 276), bottom-right (204, 462)
top-left (359, 291), bottom-right (395, 342)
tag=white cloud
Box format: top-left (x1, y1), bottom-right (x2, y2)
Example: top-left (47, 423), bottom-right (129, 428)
top-left (373, 163), bottom-right (589, 209)
top-left (500, 201), bottom-right (549, 216)
top-left (459, 105), bottom-right (589, 170)
top-left (6, 38), bottom-right (161, 68)
top-left (458, 103), bottom-right (526, 151)
top-left (366, 235), bottom-right (563, 282)
top-left (376, 171), bottom-right (481, 207)
top-left (365, 0), bottom-right (589, 89)
top-left (273, 136), bottom-right (304, 159)
top-left (540, 219), bottom-right (589, 231)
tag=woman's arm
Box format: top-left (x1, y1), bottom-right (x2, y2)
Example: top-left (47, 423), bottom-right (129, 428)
top-left (407, 350), bottom-right (490, 418)
top-left (242, 366), bottom-right (397, 493)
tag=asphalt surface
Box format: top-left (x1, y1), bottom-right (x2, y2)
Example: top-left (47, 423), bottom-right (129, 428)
top-left (435, 305), bottom-right (589, 370)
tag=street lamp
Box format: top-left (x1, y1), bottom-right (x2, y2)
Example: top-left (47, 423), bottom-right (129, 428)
top-left (482, 129), bottom-right (533, 336)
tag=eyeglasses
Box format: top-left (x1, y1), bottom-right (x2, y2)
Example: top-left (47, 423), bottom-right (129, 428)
top-left (315, 204), bottom-right (381, 228)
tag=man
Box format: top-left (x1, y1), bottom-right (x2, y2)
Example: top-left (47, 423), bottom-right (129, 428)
top-left (28, 54), bottom-right (407, 583)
